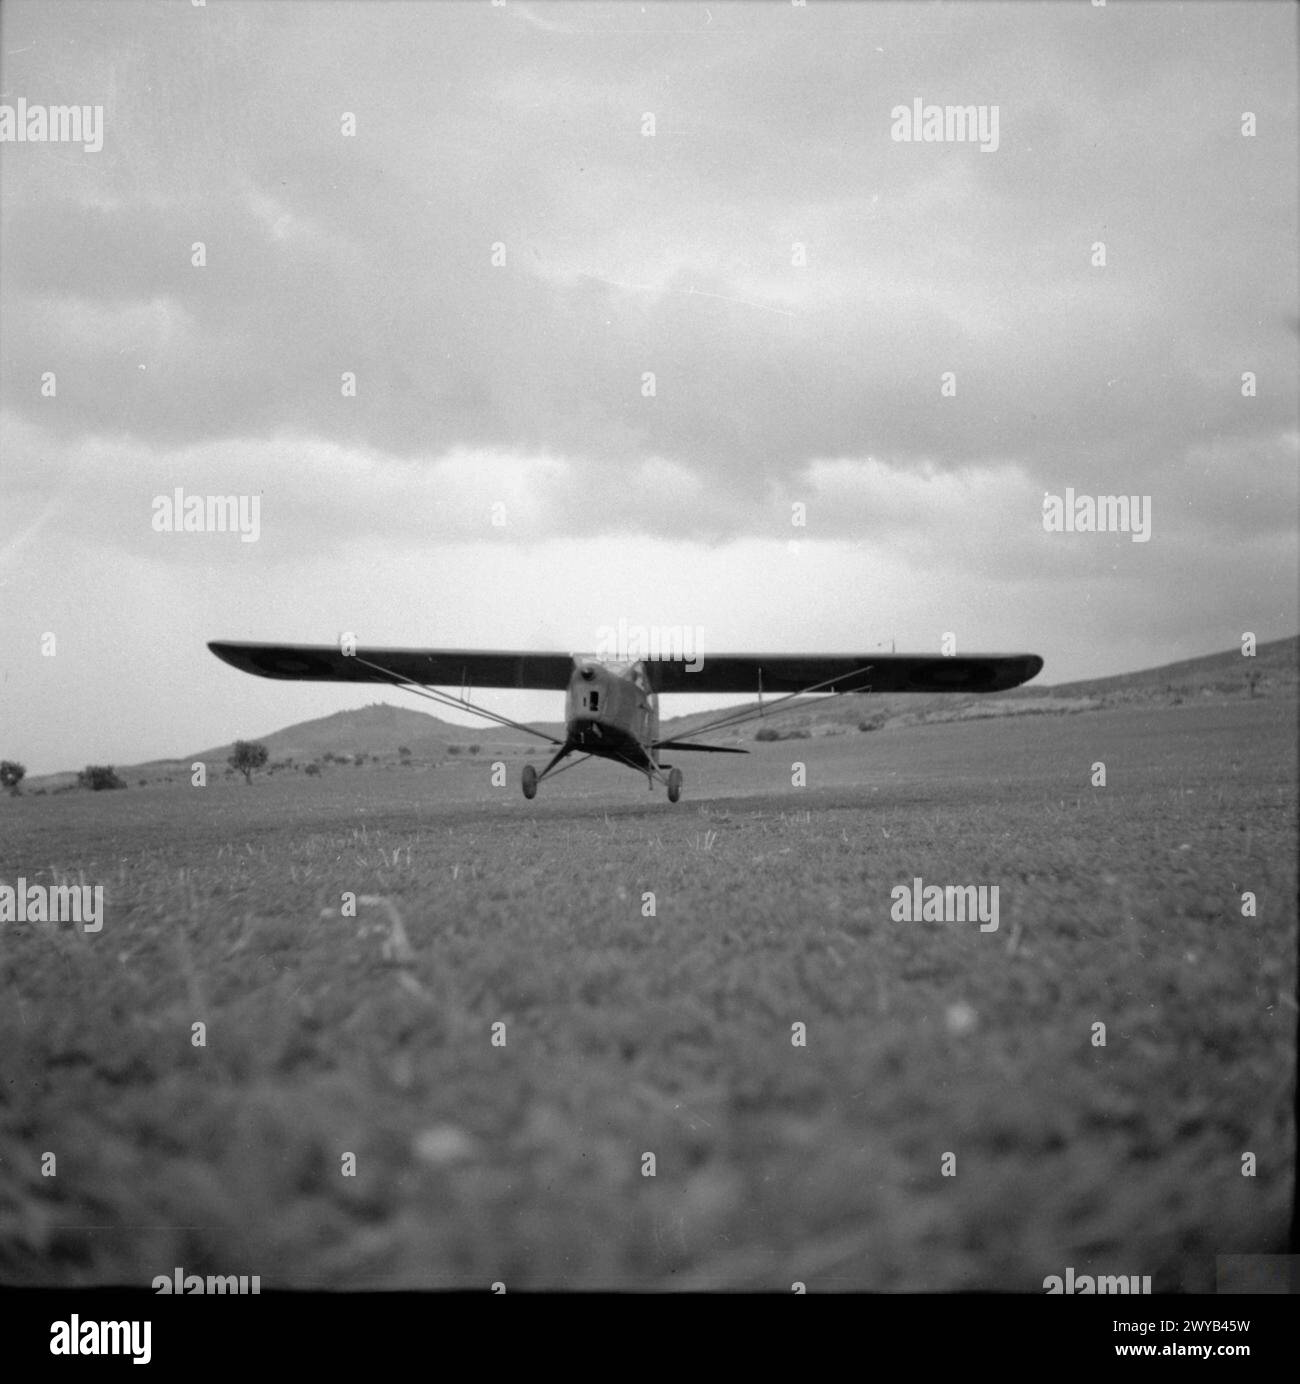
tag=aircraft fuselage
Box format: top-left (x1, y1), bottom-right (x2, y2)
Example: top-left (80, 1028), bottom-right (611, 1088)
top-left (564, 657), bottom-right (660, 768)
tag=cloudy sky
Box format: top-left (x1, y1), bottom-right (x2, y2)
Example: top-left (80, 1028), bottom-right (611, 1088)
top-left (1, 0), bottom-right (1296, 774)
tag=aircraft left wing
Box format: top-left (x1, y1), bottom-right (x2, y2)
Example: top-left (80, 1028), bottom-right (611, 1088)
top-left (207, 641), bottom-right (577, 690)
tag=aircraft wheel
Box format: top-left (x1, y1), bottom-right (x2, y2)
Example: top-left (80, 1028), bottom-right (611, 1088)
top-left (667, 767), bottom-right (683, 803)
top-left (522, 764), bottom-right (538, 800)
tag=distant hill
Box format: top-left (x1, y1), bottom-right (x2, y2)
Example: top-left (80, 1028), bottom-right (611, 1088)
top-left (187, 701), bottom-right (564, 765)
top-left (21, 636), bottom-right (1297, 787)
top-left (1019, 636), bottom-right (1297, 703)
top-left (26, 702), bottom-right (566, 791)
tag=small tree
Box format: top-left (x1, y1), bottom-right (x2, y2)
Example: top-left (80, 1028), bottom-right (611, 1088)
top-left (228, 740), bottom-right (269, 785)
top-left (0, 760), bottom-right (25, 797)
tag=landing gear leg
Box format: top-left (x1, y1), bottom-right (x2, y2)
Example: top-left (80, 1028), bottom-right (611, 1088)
top-left (522, 741), bottom-right (576, 800)
top-left (667, 767), bottom-right (683, 804)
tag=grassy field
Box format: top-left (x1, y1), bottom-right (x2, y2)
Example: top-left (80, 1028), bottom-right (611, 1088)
top-left (1, 697), bottom-right (1295, 1290)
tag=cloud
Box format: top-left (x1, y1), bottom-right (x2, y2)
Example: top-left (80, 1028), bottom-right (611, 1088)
top-left (1, 0), bottom-right (1292, 535)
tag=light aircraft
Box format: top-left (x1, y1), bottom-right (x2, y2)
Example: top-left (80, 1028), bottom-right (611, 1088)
top-left (208, 641), bottom-right (1043, 802)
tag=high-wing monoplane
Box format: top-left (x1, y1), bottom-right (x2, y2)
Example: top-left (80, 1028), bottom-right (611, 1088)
top-left (208, 641), bottom-right (1043, 802)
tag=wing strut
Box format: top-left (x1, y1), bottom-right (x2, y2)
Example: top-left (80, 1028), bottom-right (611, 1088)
top-left (350, 654), bottom-right (565, 746)
top-left (653, 663), bottom-right (875, 749)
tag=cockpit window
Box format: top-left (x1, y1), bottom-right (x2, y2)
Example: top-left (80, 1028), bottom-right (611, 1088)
top-left (575, 656), bottom-right (647, 679)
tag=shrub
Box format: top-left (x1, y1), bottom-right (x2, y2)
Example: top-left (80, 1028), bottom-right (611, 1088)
top-left (78, 765), bottom-right (126, 791)
top-left (0, 760), bottom-right (25, 796)
top-left (467, 744), bottom-right (481, 755)
top-left (304, 762), bottom-right (321, 777)
top-left (447, 745), bottom-right (462, 756)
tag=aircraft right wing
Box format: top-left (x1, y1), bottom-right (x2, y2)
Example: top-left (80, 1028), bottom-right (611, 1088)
top-left (643, 653), bottom-right (1044, 696)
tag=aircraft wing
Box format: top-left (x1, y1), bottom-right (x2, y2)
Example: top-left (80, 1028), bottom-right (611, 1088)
top-left (208, 641), bottom-right (1043, 696)
top-left (643, 653), bottom-right (1043, 695)
top-left (207, 641), bottom-right (576, 690)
